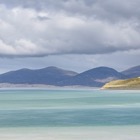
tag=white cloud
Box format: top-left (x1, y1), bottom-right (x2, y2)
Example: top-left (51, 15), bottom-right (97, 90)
top-left (0, 1), bottom-right (140, 57)
top-left (0, 40), bottom-right (16, 55)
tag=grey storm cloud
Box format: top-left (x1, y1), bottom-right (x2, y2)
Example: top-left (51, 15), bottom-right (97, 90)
top-left (0, 0), bottom-right (140, 57)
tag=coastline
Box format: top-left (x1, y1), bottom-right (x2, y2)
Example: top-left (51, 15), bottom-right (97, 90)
top-left (0, 126), bottom-right (140, 140)
top-left (101, 86), bottom-right (140, 90)
top-left (0, 83), bottom-right (140, 90)
top-left (0, 83), bottom-right (99, 90)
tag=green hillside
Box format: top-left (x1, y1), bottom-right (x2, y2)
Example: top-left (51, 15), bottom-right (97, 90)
top-left (102, 77), bottom-right (140, 90)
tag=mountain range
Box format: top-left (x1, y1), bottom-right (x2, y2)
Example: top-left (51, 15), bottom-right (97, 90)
top-left (0, 65), bottom-right (139, 87)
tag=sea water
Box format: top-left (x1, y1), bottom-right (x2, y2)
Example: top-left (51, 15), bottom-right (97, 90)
top-left (0, 88), bottom-right (140, 140)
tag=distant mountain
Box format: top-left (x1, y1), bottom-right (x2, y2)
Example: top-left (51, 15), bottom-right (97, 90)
top-left (0, 66), bottom-right (78, 85)
top-left (102, 77), bottom-right (140, 90)
top-left (58, 67), bottom-right (127, 87)
top-left (121, 65), bottom-right (140, 78)
top-left (0, 65), bottom-right (139, 87)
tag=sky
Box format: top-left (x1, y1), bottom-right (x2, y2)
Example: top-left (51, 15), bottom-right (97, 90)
top-left (0, 0), bottom-right (140, 73)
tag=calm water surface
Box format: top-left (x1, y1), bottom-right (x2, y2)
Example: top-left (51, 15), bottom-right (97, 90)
top-left (0, 89), bottom-right (140, 127)
top-left (0, 89), bottom-right (140, 140)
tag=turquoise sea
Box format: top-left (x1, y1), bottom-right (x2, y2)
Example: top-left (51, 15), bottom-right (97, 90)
top-left (0, 88), bottom-right (140, 140)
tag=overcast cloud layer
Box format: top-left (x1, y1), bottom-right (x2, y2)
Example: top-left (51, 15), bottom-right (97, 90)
top-left (0, 0), bottom-right (140, 57)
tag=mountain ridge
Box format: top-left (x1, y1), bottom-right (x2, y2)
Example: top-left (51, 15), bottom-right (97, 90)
top-left (57, 66), bottom-right (127, 87)
top-left (121, 65), bottom-right (140, 78)
top-left (0, 65), bottom-right (139, 87)
top-left (0, 66), bottom-right (78, 85)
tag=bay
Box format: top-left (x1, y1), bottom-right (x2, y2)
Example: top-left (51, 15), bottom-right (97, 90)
top-left (0, 88), bottom-right (140, 140)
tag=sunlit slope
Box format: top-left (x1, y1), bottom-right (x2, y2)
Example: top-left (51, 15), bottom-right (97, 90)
top-left (102, 77), bottom-right (140, 89)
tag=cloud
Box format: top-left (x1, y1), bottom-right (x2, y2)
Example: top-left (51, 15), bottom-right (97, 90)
top-left (0, 0), bottom-right (140, 57)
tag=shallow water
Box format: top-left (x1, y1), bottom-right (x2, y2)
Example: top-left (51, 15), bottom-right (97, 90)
top-left (0, 126), bottom-right (140, 140)
top-left (0, 89), bottom-right (140, 139)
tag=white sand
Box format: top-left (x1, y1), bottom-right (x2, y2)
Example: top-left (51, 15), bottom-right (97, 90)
top-left (0, 126), bottom-right (140, 140)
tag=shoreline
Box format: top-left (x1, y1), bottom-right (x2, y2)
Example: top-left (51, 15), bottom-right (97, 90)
top-left (0, 83), bottom-right (99, 90)
top-left (101, 87), bottom-right (140, 90)
top-left (0, 83), bottom-right (139, 90)
top-left (0, 125), bottom-right (140, 140)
